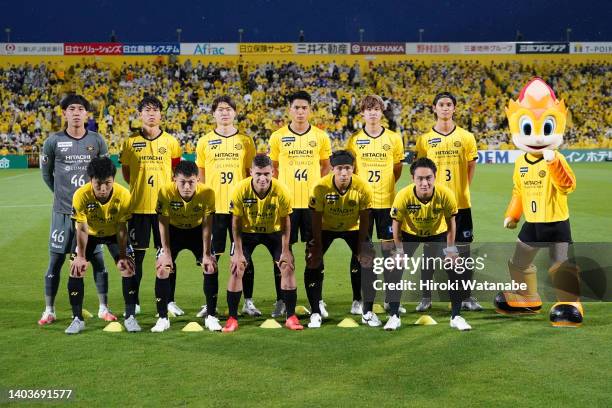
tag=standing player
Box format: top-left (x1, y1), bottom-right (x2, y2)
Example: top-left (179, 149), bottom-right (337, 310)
top-left (195, 96), bottom-right (257, 317)
top-left (305, 150), bottom-right (376, 328)
top-left (152, 161), bottom-right (219, 332)
top-left (66, 157), bottom-right (138, 334)
top-left (120, 96), bottom-right (182, 316)
top-left (222, 155), bottom-right (302, 332)
top-left (269, 90), bottom-right (332, 317)
top-left (346, 95), bottom-right (404, 315)
top-left (39, 94), bottom-right (116, 326)
top-left (415, 92), bottom-right (482, 311)
top-left (390, 157), bottom-right (471, 331)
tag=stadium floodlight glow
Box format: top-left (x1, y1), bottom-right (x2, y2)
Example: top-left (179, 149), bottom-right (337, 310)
top-left (359, 28), bottom-right (365, 42)
top-left (566, 27), bottom-right (572, 42)
top-left (238, 28), bottom-right (244, 43)
top-left (419, 28), bottom-right (424, 42)
top-left (176, 28), bottom-right (182, 42)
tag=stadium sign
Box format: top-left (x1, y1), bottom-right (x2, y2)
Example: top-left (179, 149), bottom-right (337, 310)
top-left (571, 42), bottom-right (612, 54)
top-left (0, 155), bottom-right (28, 169)
top-left (0, 43), bottom-right (63, 55)
top-left (180, 43), bottom-right (238, 55)
top-left (64, 43), bottom-right (123, 55)
top-left (351, 42), bottom-right (406, 54)
top-left (296, 43), bottom-right (350, 55)
top-left (516, 42), bottom-right (569, 54)
top-left (123, 43), bottom-right (180, 55)
top-left (405, 42), bottom-right (462, 54)
top-left (461, 42), bottom-right (515, 54)
top-left (476, 149), bottom-right (612, 164)
top-left (238, 43), bottom-right (294, 55)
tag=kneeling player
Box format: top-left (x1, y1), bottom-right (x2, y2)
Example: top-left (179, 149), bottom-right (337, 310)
top-left (153, 161), bottom-right (219, 332)
top-left (390, 157), bottom-right (471, 331)
top-left (67, 157), bottom-right (138, 334)
top-left (223, 154), bottom-right (302, 332)
top-left (305, 150), bottom-right (376, 328)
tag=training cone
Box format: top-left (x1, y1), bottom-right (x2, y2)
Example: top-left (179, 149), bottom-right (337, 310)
top-left (295, 305), bottom-right (310, 316)
top-left (82, 309), bottom-right (94, 319)
top-left (337, 318), bottom-right (359, 328)
top-left (182, 322), bottom-right (204, 332)
top-left (414, 315), bottom-right (437, 326)
top-left (103, 322), bottom-right (124, 332)
top-left (373, 304), bottom-right (385, 314)
top-left (260, 319), bottom-right (282, 329)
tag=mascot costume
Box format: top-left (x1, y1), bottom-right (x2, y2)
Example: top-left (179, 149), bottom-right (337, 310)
top-left (494, 77), bottom-right (583, 327)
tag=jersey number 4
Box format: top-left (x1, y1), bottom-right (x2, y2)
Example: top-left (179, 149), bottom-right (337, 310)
top-left (148, 176), bottom-right (154, 187)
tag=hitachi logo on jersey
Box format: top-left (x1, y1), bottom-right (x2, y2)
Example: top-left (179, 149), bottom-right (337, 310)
top-left (208, 139), bottom-right (222, 145)
top-left (65, 154), bottom-right (91, 161)
top-left (356, 139), bottom-right (370, 145)
top-left (428, 138), bottom-right (442, 145)
top-left (57, 141), bottom-right (73, 148)
top-left (214, 152), bottom-right (239, 158)
top-left (363, 153), bottom-right (386, 158)
top-left (281, 137), bottom-right (296, 143)
top-left (289, 149), bottom-right (314, 155)
top-left (329, 208), bottom-right (353, 215)
top-left (139, 155), bottom-right (164, 161)
top-left (435, 150), bottom-right (459, 155)
top-left (132, 142), bottom-right (147, 148)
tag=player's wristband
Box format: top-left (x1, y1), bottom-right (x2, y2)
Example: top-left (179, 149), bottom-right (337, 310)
top-left (443, 246), bottom-right (458, 256)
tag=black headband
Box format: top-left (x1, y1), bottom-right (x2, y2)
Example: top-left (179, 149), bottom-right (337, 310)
top-left (330, 151), bottom-right (354, 167)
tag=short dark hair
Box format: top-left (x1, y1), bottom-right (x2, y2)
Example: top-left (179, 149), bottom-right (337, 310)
top-left (212, 95), bottom-right (237, 112)
top-left (60, 94), bottom-right (90, 111)
top-left (432, 92), bottom-right (457, 107)
top-left (330, 150), bottom-right (355, 167)
top-left (173, 160), bottom-right (198, 178)
top-left (252, 154), bottom-right (273, 169)
top-left (287, 90), bottom-right (311, 106)
top-left (87, 157), bottom-right (116, 180)
top-left (410, 157), bottom-right (437, 176)
top-left (138, 95), bottom-right (163, 112)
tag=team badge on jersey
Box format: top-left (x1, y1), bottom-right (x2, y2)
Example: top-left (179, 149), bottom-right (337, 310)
top-left (539, 170), bottom-right (546, 178)
top-left (87, 145), bottom-right (95, 152)
top-left (454, 141), bottom-right (462, 147)
top-left (159, 147), bottom-right (167, 154)
top-left (235, 143), bottom-right (243, 150)
top-left (347, 199), bottom-right (357, 207)
top-left (309, 140), bottom-right (317, 147)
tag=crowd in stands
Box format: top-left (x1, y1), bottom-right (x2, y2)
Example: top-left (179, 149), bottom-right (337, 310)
top-left (0, 58), bottom-right (610, 156)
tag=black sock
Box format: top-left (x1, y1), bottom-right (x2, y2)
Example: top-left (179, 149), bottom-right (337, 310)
top-left (389, 302), bottom-right (401, 317)
top-left (363, 301), bottom-right (373, 313)
top-left (45, 252), bottom-right (65, 307)
top-left (283, 289), bottom-right (297, 317)
top-left (168, 267), bottom-right (177, 303)
top-left (304, 268), bottom-right (323, 314)
top-left (204, 273), bottom-right (218, 316)
top-left (274, 263), bottom-right (282, 301)
top-left (227, 290), bottom-right (242, 318)
top-left (67, 277), bottom-right (84, 320)
top-left (134, 250), bottom-right (146, 305)
top-left (155, 277), bottom-right (170, 318)
top-left (91, 250), bottom-right (108, 297)
top-left (350, 261), bottom-right (362, 301)
top-left (242, 263), bottom-right (254, 299)
top-left (122, 276), bottom-right (137, 318)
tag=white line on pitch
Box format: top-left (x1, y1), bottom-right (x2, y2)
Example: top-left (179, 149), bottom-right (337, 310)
top-left (0, 203), bottom-right (51, 208)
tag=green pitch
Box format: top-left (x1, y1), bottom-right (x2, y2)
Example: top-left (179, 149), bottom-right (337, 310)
top-left (0, 163), bottom-right (610, 407)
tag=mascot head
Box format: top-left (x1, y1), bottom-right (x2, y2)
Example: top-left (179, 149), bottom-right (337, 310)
top-left (505, 77), bottom-right (567, 155)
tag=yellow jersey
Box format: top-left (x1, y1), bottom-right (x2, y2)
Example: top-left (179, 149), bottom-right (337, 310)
top-left (156, 182), bottom-right (215, 229)
top-left (119, 130), bottom-right (182, 214)
top-left (346, 127), bottom-right (404, 208)
top-left (229, 178), bottom-right (292, 234)
top-left (72, 183), bottom-right (132, 237)
top-left (269, 125), bottom-right (332, 208)
top-left (391, 184), bottom-right (458, 237)
top-left (309, 174), bottom-right (373, 232)
top-left (195, 130), bottom-right (256, 214)
top-left (512, 152), bottom-right (575, 223)
top-left (415, 126), bottom-right (477, 209)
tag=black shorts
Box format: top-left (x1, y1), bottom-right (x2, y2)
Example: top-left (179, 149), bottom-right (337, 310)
top-left (167, 224), bottom-right (203, 265)
top-left (129, 214), bottom-right (161, 250)
top-left (74, 235), bottom-right (122, 263)
top-left (518, 220), bottom-right (572, 246)
top-left (290, 208), bottom-right (312, 244)
top-left (400, 231), bottom-right (446, 257)
top-left (319, 230), bottom-right (361, 256)
top-left (455, 208), bottom-right (474, 243)
top-left (233, 232), bottom-right (283, 265)
top-left (369, 208), bottom-right (393, 241)
top-left (212, 213), bottom-right (232, 256)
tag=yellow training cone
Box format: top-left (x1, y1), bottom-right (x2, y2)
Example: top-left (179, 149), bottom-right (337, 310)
top-left (337, 318), bottom-right (359, 328)
top-left (260, 319), bottom-right (282, 329)
top-left (82, 309), bottom-right (93, 319)
top-left (414, 315), bottom-right (437, 326)
top-left (295, 305), bottom-right (310, 316)
top-left (182, 322), bottom-right (204, 332)
top-left (372, 304), bottom-right (385, 314)
top-left (103, 322), bottom-right (124, 332)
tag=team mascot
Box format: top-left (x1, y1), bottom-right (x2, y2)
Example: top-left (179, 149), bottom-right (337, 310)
top-left (494, 77), bottom-right (583, 327)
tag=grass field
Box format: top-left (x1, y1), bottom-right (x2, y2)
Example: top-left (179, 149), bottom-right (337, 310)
top-left (1, 163), bottom-right (611, 407)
